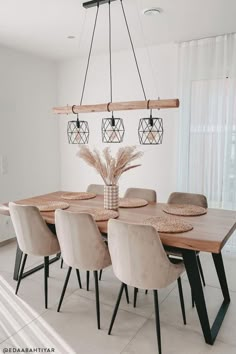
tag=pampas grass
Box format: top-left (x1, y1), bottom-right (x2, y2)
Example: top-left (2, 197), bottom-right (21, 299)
top-left (77, 146), bottom-right (143, 185)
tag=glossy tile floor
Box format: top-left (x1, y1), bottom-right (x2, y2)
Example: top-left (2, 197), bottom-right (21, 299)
top-left (0, 240), bottom-right (236, 353)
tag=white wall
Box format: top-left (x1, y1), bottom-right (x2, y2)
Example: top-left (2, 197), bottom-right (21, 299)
top-left (58, 43), bottom-right (179, 201)
top-left (0, 45), bottom-right (60, 241)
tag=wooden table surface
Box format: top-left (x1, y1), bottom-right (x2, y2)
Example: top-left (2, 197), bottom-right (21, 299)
top-left (1, 191), bottom-right (236, 254)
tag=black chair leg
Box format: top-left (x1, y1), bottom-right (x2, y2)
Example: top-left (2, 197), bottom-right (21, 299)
top-left (86, 271), bottom-right (90, 291)
top-left (191, 288), bottom-right (195, 308)
top-left (145, 290), bottom-right (148, 295)
top-left (15, 253), bottom-right (27, 295)
top-left (57, 267), bottom-right (72, 312)
top-left (153, 290), bottom-right (162, 354)
top-left (124, 284), bottom-right (129, 304)
top-left (44, 256), bottom-right (49, 309)
top-left (46, 257), bottom-right (49, 278)
top-left (177, 277), bottom-right (186, 325)
top-left (133, 287), bottom-right (138, 308)
top-left (94, 271), bottom-right (100, 329)
top-left (197, 255), bottom-right (206, 287)
top-left (108, 283), bottom-right (125, 335)
top-left (60, 258), bottom-right (63, 269)
top-left (76, 269), bottom-right (82, 289)
top-left (99, 269), bottom-right (103, 281)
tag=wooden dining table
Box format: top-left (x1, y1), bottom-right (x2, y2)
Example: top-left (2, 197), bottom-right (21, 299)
top-left (1, 191), bottom-right (236, 346)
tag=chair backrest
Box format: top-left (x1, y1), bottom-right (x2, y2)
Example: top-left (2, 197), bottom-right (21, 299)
top-left (87, 184), bottom-right (104, 195)
top-left (168, 192), bottom-right (208, 208)
top-left (9, 202), bottom-right (60, 256)
top-left (108, 219), bottom-right (183, 290)
top-left (124, 188), bottom-right (157, 203)
top-left (55, 210), bottom-right (111, 271)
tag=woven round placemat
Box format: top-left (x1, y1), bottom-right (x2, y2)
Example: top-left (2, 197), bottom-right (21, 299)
top-left (36, 201), bottom-right (70, 212)
top-left (78, 208), bottom-right (119, 221)
top-left (163, 204), bottom-right (207, 216)
top-left (119, 198), bottom-right (148, 208)
top-left (61, 192), bottom-right (96, 200)
top-left (143, 216), bottom-right (193, 233)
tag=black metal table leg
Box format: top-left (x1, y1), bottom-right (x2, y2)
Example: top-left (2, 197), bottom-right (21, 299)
top-left (212, 253), bottom-right (230, 302)
top-left (210, 252), bottom-right (231, 341)
top-left (182, 250), bottom-right (231, 345)
top-left (13, 243), bottom-right (23, 281)
top-left (182, 250), bottom-right (213, 344)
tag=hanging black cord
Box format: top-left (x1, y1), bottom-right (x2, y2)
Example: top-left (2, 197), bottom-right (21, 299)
top-left (109, 1), bottom-right (113, 107)
top-left (109, 1), bottom-right (115, 126)
top-left (108, 1), bottom-right (115, 126)
top-left (120, 0), bottom-right (147, 101)
top-left (80, 3), bottom-right (100, 106)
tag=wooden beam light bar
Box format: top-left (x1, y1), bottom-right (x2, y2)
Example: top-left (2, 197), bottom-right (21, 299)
top-left (53, 98), bottom-right (179, 115)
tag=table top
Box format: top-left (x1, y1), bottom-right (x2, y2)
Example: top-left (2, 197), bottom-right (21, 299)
top-left (1, 191), bottom-right (236, 254)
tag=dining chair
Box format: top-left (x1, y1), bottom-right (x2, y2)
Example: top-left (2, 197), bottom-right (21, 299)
top-left (124, 187), bottom-right (157, 306)
top-left (167, 192), bottom-right (208, 306)
top-left (55, 210), bottom-right (112, 329)
top-left (124, 187), bottom-right (157, 203)
top-left (168, 192), bottom-right (208, 208)
top-left (9, 202), bottom-right (61, 309)
top-left (86, 183), bottom-right (106, 286)
top-left (108, 219), bottom-right (186, 354)
top-left (60, 183), bottom-right (104, 271)
top-left (86, 184), bottom-right (104, 195)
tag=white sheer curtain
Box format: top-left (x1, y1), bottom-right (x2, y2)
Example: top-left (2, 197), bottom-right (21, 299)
top-left (177, 33), bottom-right (236, 251)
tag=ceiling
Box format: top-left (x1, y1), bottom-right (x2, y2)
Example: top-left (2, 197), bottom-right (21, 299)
top-left (0, 0), bottom-right (236, 60)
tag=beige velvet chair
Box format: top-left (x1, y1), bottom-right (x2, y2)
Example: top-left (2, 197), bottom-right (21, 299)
top-left (124, 187), bottom-right (157, 305)
top-left (86, 184), bottom-right (104, 195)
top-left (108, 219), bottom-right (186, 354)
top-left (86, 184), bottom-right (107, 285)
top-left (168, 192), bottom-right (208, 208)
top-left (124, 187), bottom-right (157, 203)
top-left (55, 210), bottom-right (112, 329)
top-left (167, 192), bottom-right (208, 306)
top-left (60, 183), bottom-right (104, 272)
top-left (9, 202), bottom-right (60, 309)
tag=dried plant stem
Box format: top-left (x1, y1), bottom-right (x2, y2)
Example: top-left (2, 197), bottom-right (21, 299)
top-left (77, 146), bottom-right (143, 185)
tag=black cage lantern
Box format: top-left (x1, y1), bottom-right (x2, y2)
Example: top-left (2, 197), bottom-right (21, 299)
top-left (67, 120), bottom-right (89, 144)
top-left (102, 116), bottom-right (125, 143)
top-left (138, 114), bottom-right (164, 145)
top-left (67, 106), bottom-right (89, 144)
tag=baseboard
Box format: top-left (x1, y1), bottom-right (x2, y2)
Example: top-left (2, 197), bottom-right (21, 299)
top-left (0, 237), bottom-right (16, 248)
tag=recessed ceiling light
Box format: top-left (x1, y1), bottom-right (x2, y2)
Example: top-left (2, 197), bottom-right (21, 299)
top-left (67, 35), bottom-right (76, 39)
top-left (143, 7), bottom-right (163, 16)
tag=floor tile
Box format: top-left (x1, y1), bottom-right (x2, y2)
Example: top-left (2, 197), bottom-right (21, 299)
top-left (121, 319), bottom-right (236, 354)
top-left (0, 260), bottom-right (85, 343)
top-left (3, 294), bottom-right (147, 354)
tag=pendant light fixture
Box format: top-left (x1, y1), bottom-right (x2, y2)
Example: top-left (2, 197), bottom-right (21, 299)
top-left (138, 107), bottom-right (164, 145)
top-left (102, 1), bottom-right (125, 143)
top-left (67, 105), bottom-right (89, 144)
top-left (67, 2), bottom-right (100, 144)
top-left (54, 0), bottom-right (180, 144)
top-left (118, 0), bottom-right (164, 145)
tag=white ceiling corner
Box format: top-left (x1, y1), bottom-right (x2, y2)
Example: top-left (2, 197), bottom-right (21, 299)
top-left (0, 0), bottom-right (235, 60)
